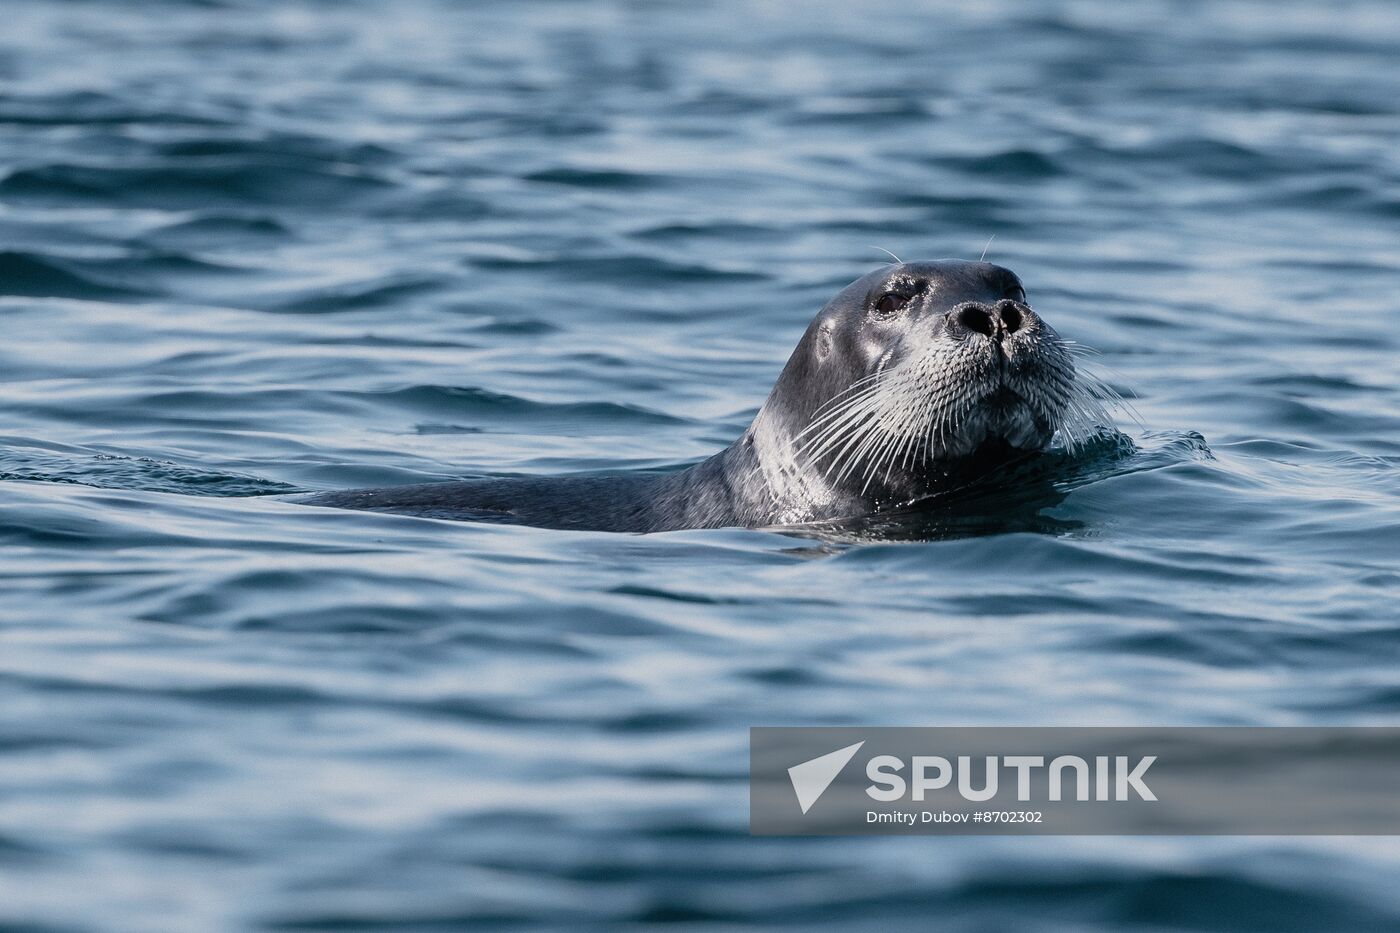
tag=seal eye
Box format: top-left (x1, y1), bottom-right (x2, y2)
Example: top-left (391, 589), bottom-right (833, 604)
top-left (874, 293), bottom-right (910, 317)
top-left (1005, 285), bottom-right (1027, 303)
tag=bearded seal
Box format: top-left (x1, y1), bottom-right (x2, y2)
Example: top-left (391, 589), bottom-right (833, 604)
top-left (293, 260), bottom-right (1112, 531)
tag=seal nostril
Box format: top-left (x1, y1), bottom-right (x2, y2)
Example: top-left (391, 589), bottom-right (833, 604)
top-left (957, 304), bottom-right (996, 338)
top-left (998, 301), bottom-right (1023, 334)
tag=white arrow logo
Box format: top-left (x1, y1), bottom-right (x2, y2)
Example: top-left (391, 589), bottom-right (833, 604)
top-left (787, 741), bottom-right (865, 814)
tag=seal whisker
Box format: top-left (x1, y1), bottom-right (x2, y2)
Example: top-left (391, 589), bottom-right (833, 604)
top-left (873, 392), bottom-right (921, 489)
top-left (830, 404), bottom-right (893, 481)
top-left (868, 246), bottom-right (903, 265)
top-left (834, 392), bottom-right (905, 486)
top-left (896, 373), bottom-right (942, 475)
top-left (804, 395), bottom-right (892, 478)
top-left (798, 390), bottom-right (889, 461)
top-left (798, 373), bottom-right (901, 457)
top-left (793, 374), bottom-right (887, 439)
top-left (794, 381), bottom-right (888, 444)
top-left (1069, 363), bottom-right (1139, 428)
top-left (810, 418), bottom-right (882, 479)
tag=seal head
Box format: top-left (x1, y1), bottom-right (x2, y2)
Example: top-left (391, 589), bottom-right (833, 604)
top-left (738, 260), bottom-right (1099, 524)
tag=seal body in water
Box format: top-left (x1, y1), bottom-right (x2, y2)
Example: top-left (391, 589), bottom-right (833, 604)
top-left (294, 260), bottom-right (1110, 531)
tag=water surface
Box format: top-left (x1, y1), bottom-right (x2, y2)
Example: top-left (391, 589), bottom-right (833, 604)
top-left (2, 0), bottom-right (1399, 929)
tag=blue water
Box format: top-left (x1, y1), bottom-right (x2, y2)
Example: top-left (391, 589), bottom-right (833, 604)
top-left (2, 0), bottom-right (1399, 928)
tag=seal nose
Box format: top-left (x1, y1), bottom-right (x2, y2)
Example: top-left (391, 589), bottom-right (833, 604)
top-left (953, 300), bottom-right (1032, 341)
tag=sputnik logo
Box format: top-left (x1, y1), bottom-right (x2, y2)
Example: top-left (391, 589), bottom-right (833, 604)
top-left (787, 741), bottom-right (865, 814)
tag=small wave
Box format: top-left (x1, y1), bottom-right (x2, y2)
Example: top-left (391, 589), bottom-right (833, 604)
top-left (629, 221), bottom-right (779, 242)
top-left (1097, 137), bottom-right (1294, 181)
top-left (463, 317), bottom-right (560, 336)
top-left (0, 247), bottom-right (246, 301)
top-left (524, 167), bottom-right (673, 190)
top-left (372, 385), bottom-right (691, 426)
top-left (0, 448), bottom-right (299, 497)
top-left (1261, 182), bottom-right (1400, 217)
top-left (783, 95), bottom-right (929, 125)
top-left (1048, 429), bottom-right (1212, 492)
top-left (932, 148), bottom-right (1065, 179)
top-left (785, 430), bottom-right (1208, 544)
top-left (0, 90), bottom-right (229, 127)
top-left (867, 192), bottom-right (1024, 228)
top-left (413, 423), bottom-right (485, 436)
top-left (142, 213), bottom-right (292, 245)
top-left (0, 161), bottom-right (392, 210)
top-left (151, 135), bottom-right (398, 166)
top-left (266, 273), bottom-right (451, 314)
top-left (466, 253), bottom-right (769, 284)
top-left (0, 250), bottom-right (149, 301)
